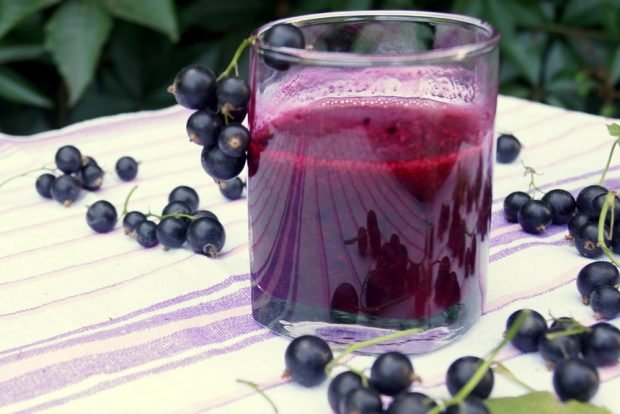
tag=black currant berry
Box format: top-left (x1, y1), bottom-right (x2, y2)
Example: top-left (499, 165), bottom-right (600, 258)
top-left (51, 174), bottom-right (81, 206)
top-left (541, 189), bottom-right (576, 225)
top-left (576, 185), bottom-right (608, 216)
top-left (505, 309), bottom-right (547, 353)
top-left (115, 156), bottom-right (138, 181)
top-left (284, 335), bottom-right (333, 387)
top-left (35, 173), bottom-right (55, 198)
top-left (136, 220), bottom-right (159, 248)
top-left (80, 164), bottom-right (104, 191)
top-left (568, 212), bottom-right (591, 238)
top-left (200, 145), bottom-right (246, 181)
top-left (552, 358), bottom-right (599, 402)
top-left (262, 23), bottom-right (306, 70)
top-left (169, 185), bottom-right (200, 212)
top-left (339, 387), bottom-right (383, 414)
top-left (122, 211), bottom-right (146, 236)
top-left (577, 261), bottom-right (619, 305)
top-left (387, 392), bottom-right (437, 414)
top-left (169, 64), bottom-right (217, 110)
top-left (86, 200), bottom-right (117, 233)
top-left (218, 177), bottom-right (245, 200)
top-left (443, 397), bottom-right (489, 414)
top-left (218, 124), bottom-right (250, 158)
top-left (538, 327), bottom-right (581, 366)
top-left (517, 199), bottom-right (552, 234)
top-left (496, 134), bottom-right (521, 163)
top-left (217, 76), bottom-right (250, 123)
top-left (581, 322), bottom-right (620, 366)
top-left (193, 209), bottom-right (219, 221)
top-left (82, 155), bottom-right (98, 169)
top-left (550, 317), bottom-right (581, 331)
top-left (574, 222), bottom-right (605, 259)
top-left (327, 371), bottom-right (363, 413)
top-left (611, 225), bottom-right (620, 254)
top-left (590, 192), bottom-right (620, 222)
top-left (503, 191), bottom-right (531, 223)
top-left (590, 285), bottom-right (620, 319)
top-left (186, 109), bottom-right (222, 147)
top-left (370, 351), bottom-right (416, 396)
top-left (446, 356), bottom-right (494, 399)
top-left (186, 216), bottom-right (226, 257)
top-left (156, 217), bottom-right (189, 249)
top-left (162, 200), bottom-right (193, 219)
top-left (55, 145), bottom-right (82, 174)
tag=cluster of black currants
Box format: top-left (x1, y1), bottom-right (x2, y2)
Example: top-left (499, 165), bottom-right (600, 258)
top-left (86, 185), bottom-right (226, 258)
top-left (167, 23), bottom-right (306, 200)
top-left (284, 335), bottom-right (494, 413)
top-left (34, 144), bottom-right (138, 206)
top-left (506, 308), bottom-right (620, 403)
top-left (577, 261), bottom-right (620, 320)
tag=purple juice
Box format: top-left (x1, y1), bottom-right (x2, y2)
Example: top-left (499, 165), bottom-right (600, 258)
top-left (248, 68), bottom-right (495, 352)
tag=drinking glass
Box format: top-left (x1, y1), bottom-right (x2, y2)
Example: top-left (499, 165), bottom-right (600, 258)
top-left (247, 10), bottom-right (499, 353)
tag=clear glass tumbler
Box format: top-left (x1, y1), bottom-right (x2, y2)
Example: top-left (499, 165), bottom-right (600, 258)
top-left (247, 11), bottom-right (499, 353)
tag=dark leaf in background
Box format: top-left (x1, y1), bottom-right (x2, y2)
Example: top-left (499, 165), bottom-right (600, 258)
top-left (0, 0), bottom-right (60, 40)
top-left (0, 66), bottom-right (52, 107)
top-left (0, 43), bottom-right (45, 64)
top-left (102, 0), bottom-right (179, 41)
top-left (44, 0), bottom-right (113, 106)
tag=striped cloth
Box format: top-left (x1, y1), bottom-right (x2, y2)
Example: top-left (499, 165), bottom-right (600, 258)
top-left (0, 95), bottom-right (619, 413)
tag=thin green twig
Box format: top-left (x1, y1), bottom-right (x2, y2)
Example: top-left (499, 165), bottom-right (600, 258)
top-left (0, 165), bottom-right (55, 189)
top-left (236, 379), bottom-right (278, 413)
top-left (217, 36), bottom-right (257, 82)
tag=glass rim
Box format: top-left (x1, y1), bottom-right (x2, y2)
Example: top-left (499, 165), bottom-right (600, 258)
top-left (252, 10), bottom-right (500, 67)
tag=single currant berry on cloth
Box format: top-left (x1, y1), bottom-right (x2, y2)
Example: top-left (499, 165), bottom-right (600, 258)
top-left (517, 199), bottom-right (552, 234)
top-left (446, 356), bottom-right (494, 399)
top-left (538, 326), bottom-right (582, 367)
top-left (541, 189), bottom-right (576, 225)
top-left (567, 212), bottom-right (590, 238)
top-left (135, 220), bottom-right (159, 248)
top-left (156, 217), bottom-right (189, 249)
top-left (51, 174), bottom-right (81, 207)
top-left (327, 371), bottom-right (363, 413)
top-left (86, 200), bottom-right (117, 233)
top-left (283, 335), bottom-right (333, 387)
top-left (115, 156), bottom-right (139, 181)
top-left (339, 387), bottom-right (383, 414)
top-left (369, 351), bottom-right (417, 396)
top-left (122, 211), bottom-right (146, 236)
top-left (168, 185), bottom-right (200, 212)
top-left (576, 185), bottom-right (608, 216)
top-left (503, 191), bottom-right (531, 223)
top-left (574, 222), bottom-right (605, 259)
top-left (505, 309), bottom-right (547, 353)
top-left (55, 145), bottom-right (82, 174)
top-left (386, 391), bottom-right (438, 414)
top-left (581, 322), bottom-right (620, 366)
top-left (262, 23), bottom-right (306, 70)
top-left (218, 177), bottom-right (245, 200)
top-left (576, 261), bottom-right (619, 305)
top-left (80, 163), bottom-right (104, 191)
top-left (496, 133), bottom-right (521, 163)
top-left (185, 216), bottom-right (226, 257)
top-left (35, 173), bottom-right (55, 199)
top-left (552, 358), bottom-right (599, 402)
top-left (589, 285), bottom-right (620, 319)
top-left (168, 64), bottom-right (217, 110)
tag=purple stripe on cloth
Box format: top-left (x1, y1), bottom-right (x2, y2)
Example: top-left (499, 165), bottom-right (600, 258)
top-left (491, 219), bottom-right (568, 247)
top-left (11, 331), bottom-right (275, 414)
top-left (0, 287), bottom-right (251, 367)
top-left (0, 314), bottom-right (263, 407)
top-left (490, 238), bottom-right (572, 262)
top-left (0, 273), bottom-right (249, 357)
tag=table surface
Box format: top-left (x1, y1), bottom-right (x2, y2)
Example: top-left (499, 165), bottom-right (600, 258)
top-left (0, 96), bottom-right (619, 414)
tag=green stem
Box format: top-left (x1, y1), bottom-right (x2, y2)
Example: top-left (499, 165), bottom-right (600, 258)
top-left (146, 212), bottom-right (196, 221)
top-left (597, 191), bottom-right (620, 266)
top-left (429, 310), bottom-right (530, 414)
top-left (545, 325), bottom-right (591, 340)
top-left (521, 162), bottom-right (544, 197)
top-left (324, 327), bottom-right (422, 376)
top-left (598, 139), bottom-right (619, 186)
top-left (492, 362), bottom-right (536, 392)
top-left (0, 165), bottom-right (55, 189)
top-left (236, 379), bottom-right (278, 413)
top-left (121, 185), bottom-right (139, 216)
top-left (217, 36), bottom-right (257, 82)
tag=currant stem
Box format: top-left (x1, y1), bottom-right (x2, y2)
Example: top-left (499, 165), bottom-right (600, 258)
top-left (491, 362), bottom-right (536, 392)
top-left (428, 310), bottom-right (530, 414)
top-left (236, 379), bottom-right (279, 413)
top-left (217, 36), bottom-right (257, 82)
top-left (121, 185), bottom-right (138, 216)
top-left (146, 212), bottom-right (196, 221)
top-left (597, 191), bottom-right (620, 266)
top-left (0, 165), bottom-right (55, 189)
top-left (324, 327), bottom-right (422, 376)
top-left (598, 140), bottom-right (618, 186)
top-left (521, 161), bottom-right (544, 197)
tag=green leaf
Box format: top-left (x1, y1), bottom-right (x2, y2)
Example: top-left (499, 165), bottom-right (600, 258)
top-left (0, 0), bottom-right (59, 40)
top-left (102, 0), bottom-right (178, 41)
top-left (608, 123), bottom-right (620, 137)
top-left (44, 0), bottom-right (113, 106)
top-left (485, 391), bottom-right (612, 414)
top-left (560, 0), bottom-right (604, 25)
top-left (0, 66), bottom-right (52, 107)
top-left (0, 43), bottom-right (45, 64)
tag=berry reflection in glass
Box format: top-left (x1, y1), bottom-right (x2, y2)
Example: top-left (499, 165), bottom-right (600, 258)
top-left (247, 12), bottom-right (499, 353)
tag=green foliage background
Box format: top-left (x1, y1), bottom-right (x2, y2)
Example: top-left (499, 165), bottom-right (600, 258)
top-left (0, 0), bottom-right (619, 135)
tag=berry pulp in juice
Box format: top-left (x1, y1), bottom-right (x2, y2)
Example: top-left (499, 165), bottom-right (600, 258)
top-left (248, 93), bottom-right (493, 347)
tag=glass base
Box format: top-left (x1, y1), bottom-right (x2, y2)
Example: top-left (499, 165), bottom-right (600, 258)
top-left (252, 286), bottom-right (480, 354)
